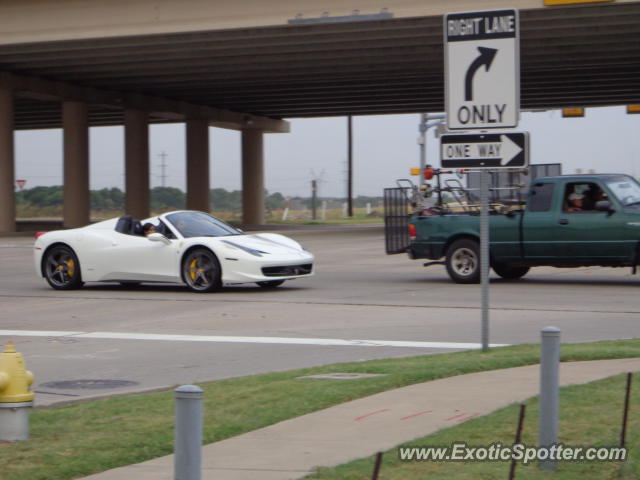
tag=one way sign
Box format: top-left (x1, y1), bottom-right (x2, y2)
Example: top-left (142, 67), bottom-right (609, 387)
top-left (444, 9), bottom-right (520, 130)
top-left (440, 132), bottom-right (529, 169)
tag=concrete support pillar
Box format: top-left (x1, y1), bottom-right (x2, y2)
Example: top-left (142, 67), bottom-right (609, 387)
top-left (0, 86), bottom-right (15, 233)
top-left (63, 101), bottom-right (90, 228)
top-left (186, 119), bottom-right (210, 212)
top-left (124, 108), bottom-right (150, 219)
top-left (241, 129), bottom-right (264, 226)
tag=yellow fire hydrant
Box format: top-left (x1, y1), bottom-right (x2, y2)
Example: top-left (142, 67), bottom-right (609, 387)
top-left (0, 341), bottom-right (35, 441)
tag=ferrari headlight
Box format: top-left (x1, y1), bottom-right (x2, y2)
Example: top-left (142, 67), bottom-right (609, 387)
top-left (222, 240), bottom-right (268, 257)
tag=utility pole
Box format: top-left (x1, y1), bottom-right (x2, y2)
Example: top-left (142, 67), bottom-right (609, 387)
top-left (309, 169), bottom-right (325, 221)
top-left (311, 179), bottom-right (317, 220)
top-left (158, 151), bottom-right (168, 187)
top-left (347, 115), bottom-right (353, 217)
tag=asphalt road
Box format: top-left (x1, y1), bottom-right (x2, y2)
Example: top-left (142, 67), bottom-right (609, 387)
top-left (1, 226), bottom-right (639, 406)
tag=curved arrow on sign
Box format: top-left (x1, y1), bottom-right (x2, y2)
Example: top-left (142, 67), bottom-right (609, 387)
top-left (464, 47), bottom-right (498, 101)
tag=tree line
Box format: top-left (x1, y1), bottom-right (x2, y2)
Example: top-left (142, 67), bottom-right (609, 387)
top-left (15, 186), bottom-right (381, 212)
top-left (15, 186), bottom-right (285, 212)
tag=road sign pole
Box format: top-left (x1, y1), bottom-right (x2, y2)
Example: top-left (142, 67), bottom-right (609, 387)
top-left (444, 8), bottom-right (520, 351)
top-left (480, 169), bottom-right (490, 351)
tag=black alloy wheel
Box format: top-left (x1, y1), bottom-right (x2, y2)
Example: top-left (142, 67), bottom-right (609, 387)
top-left (43, 245), bottom-right (84, 290)
top-left (182, 248), bottom-right (222, 293)
top-left (492, 262), bottom-right (530, 280)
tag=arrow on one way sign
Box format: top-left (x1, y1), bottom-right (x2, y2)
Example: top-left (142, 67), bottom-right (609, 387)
top-left (440, 132), bottom-right (529, 169)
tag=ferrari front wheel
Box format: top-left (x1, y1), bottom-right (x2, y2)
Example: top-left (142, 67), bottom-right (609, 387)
top-left (182, 248), bottom-right (222, 293)
top-left (43, 245), bottom-right (84, 290)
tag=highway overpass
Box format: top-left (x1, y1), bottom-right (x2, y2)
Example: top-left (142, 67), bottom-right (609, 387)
top-left (0, 0), bottom-right (638, 230)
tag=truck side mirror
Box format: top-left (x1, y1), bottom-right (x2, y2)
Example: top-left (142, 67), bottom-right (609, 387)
top-left (595, 200), bottom-right (615, 215)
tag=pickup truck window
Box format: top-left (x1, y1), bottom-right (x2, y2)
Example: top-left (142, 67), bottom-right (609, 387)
top-left (605, 176), bottom-right (640, 207)
top-left (563, 182), bottom-right (605, 212)
top-left (528, 183), bottom-right (554, 212)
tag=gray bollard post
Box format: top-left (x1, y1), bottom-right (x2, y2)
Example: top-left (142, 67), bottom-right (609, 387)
top-left (174, 385), bottom-right (203, 480)
top-left (539, 327), bottom-right (560, 471)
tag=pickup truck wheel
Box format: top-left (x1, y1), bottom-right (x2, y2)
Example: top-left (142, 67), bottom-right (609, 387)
top-left (492, 263), bottom-right (530, 280)
top-left (445, 239), bottom-right (480, 284)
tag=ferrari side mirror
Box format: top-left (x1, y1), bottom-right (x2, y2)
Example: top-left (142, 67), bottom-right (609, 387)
top-left (147, 232), bottom-right (171, 245)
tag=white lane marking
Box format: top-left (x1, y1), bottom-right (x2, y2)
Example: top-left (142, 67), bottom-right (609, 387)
top-left (0, 330), bottom-right (86, 337)
top-left (0, 330), bottom-right (508, 349)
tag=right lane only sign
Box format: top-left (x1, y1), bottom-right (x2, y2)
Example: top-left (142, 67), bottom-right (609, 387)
top-left (440, 132), bottom-right (529, 169)
top-left (444, 9), bottom-right (520, 130)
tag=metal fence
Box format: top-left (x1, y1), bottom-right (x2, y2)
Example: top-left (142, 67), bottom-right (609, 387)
top-left (467, 163), bottom-right (562, 202)
top-left (383, 187), bottom-right (412, 254)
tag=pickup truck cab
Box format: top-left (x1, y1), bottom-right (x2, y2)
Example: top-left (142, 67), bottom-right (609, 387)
top-left (404, 174), bottom-right (640, 283)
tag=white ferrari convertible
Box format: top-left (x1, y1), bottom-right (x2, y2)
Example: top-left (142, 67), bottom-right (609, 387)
top-left (34, 210), bottom-right (314, 292)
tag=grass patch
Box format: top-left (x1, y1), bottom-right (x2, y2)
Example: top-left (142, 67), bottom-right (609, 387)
top-left (305, 373), bottom-right (640, 479)
top-left (3, 339), bottom-right (640, 479)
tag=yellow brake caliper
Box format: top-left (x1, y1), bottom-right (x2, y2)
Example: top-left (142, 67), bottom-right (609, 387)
top-left (189, 258), bottom-right (198, 281)
top-left (66, 259), bottom-right (75, 277)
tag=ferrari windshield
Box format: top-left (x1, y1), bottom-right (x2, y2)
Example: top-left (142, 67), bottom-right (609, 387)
top-left (604, 176), bottom-right (640, 207)
top-left (165, 211), bottom-right (241, 238)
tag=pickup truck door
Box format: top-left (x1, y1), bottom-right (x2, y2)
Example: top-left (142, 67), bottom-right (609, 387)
top-left (521, 182), bottom-right (559, 259)
top-left (555, 181), bottom-right (634, 261)
top-left (555, 211), bottom-right (630, 261)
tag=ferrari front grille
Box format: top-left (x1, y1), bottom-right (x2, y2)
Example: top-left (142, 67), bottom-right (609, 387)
top-left (262, 264), bottom-right (313, 277)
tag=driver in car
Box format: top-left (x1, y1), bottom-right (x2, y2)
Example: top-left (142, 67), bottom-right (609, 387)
top-left (142, 223), bottom-right (157, 236)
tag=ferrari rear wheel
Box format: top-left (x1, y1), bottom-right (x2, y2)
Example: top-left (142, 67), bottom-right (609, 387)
top-left (182, 248), bottom-right (222, 293)
top-left (492, 262), bottom-right (530, 280)
top-left (43, 245), bottom-right (84, 290)
top-left (256, 280), bottom-right (285, 288)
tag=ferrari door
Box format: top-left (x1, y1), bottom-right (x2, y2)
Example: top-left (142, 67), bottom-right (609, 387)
top-left (105, 233), bottom-right (180, 282)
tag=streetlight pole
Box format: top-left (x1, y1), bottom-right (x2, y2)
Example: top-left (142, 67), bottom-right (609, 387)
top-left (418, 113), bottom-right (446, 184)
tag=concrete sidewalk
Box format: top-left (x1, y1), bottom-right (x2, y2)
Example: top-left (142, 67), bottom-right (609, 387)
top-left (80, 358), bottom-right (640, 480)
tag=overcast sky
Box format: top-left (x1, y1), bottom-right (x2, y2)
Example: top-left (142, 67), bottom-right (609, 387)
top-left (14, 105), bottom-right (640, 198)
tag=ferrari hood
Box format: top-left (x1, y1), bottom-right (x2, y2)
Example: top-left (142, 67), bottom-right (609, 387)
top-left (217, 233), bottom-right (305, 255)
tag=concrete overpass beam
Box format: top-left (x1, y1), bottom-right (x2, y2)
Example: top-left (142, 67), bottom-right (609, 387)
top-left (62, 101), bottom-right (90, 228)
top-left (241, 129), bottom-right (264, 226)
top-left (186, 118), bottom-right (210, 212)
top-left (124, 108), bottom-right (150, 219)
top-left (0, 86), bottom-right (15, 233)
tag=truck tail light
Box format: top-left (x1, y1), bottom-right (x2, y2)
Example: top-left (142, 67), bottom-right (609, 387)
top-left (408, 223), bottom-right (416, 241)
top-left (34, 231), bottom-right (47, 239)
top-left (423, 168), bottom-right (435, 180)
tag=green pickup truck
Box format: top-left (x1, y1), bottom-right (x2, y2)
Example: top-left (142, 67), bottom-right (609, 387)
top-left (386, 173), bottom-right (640, 283)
